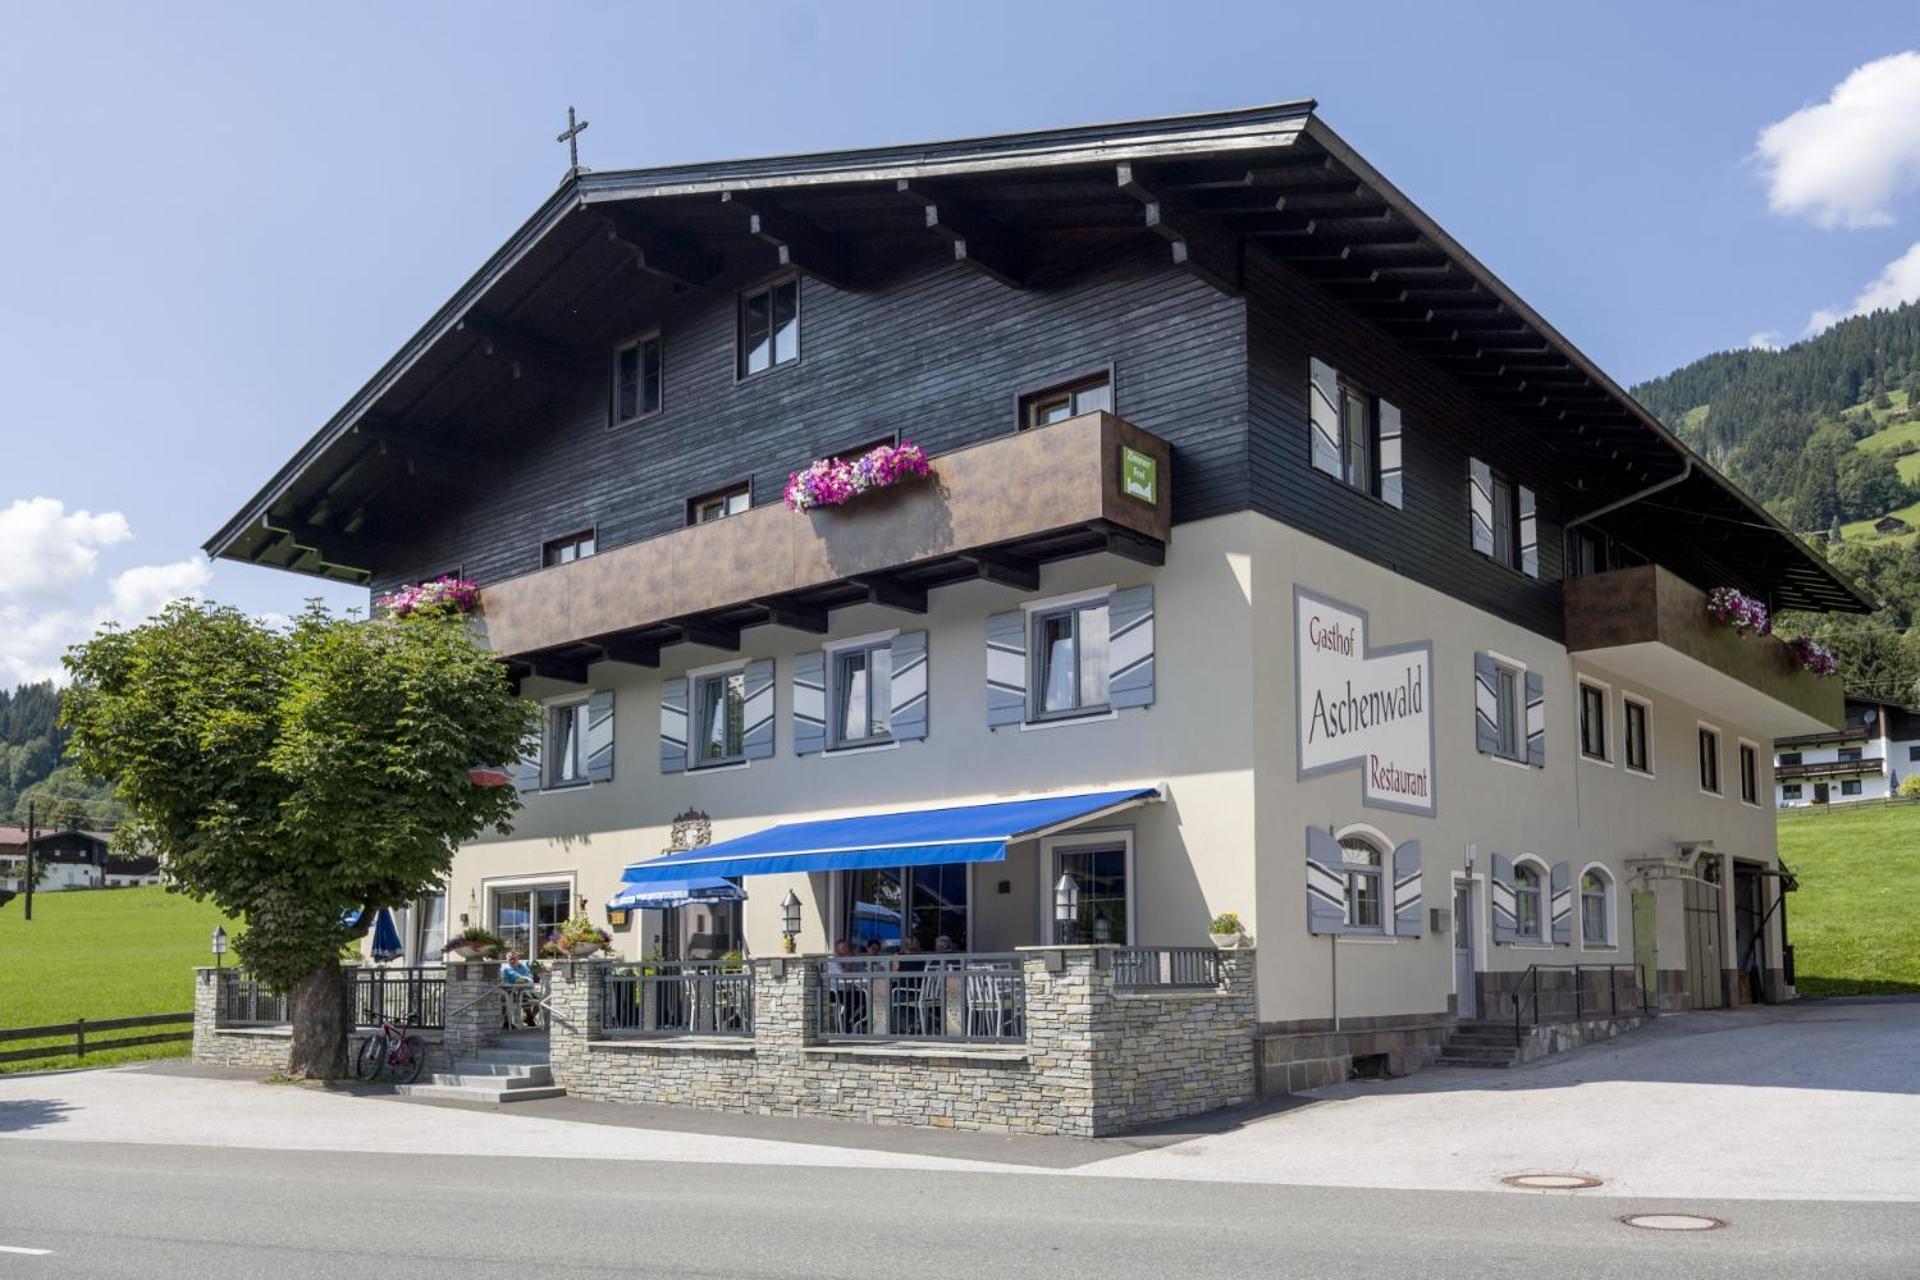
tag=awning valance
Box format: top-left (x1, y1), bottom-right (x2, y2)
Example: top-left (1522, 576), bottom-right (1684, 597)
top-left (616, 787), bottom-right (1160, 885)
top-left (607, 877), bottom-right (749, 912)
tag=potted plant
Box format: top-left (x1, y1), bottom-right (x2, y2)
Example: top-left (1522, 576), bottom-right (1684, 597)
top-left (1209, 912), bottom-right (1246, 948)
top-left (442, 925), bottom-right (503, 962)
top-left (550, 914), bottom-right (613, 959)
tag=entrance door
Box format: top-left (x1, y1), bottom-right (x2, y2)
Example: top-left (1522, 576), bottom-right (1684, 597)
top-left (1683, 869), bottom-right (1724, 1010)
top-left (1814, 782), bottom-right (1830, 804)
top-left (1453, 882), bottom-right (1476, 1019)
top-left (1733, 864), bottom-right (1767, 1003)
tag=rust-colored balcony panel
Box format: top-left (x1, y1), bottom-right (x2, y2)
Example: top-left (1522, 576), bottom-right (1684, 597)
top-left (1565, 564), bottom-right (1843, 735)
top-left (480, 412), bottom-right (1171, 658)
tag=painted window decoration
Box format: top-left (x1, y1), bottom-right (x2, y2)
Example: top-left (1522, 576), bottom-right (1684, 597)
top-left (514, 690), bottom-right (611, 790)
top-left (1467, 457), bottom-right (1537, 576)
top-left (986, 589), bottom-right (1153, 729)
top-left (1053, 843), bottom-right (1129, 945)
top-left (1475, 653), bottom-right (1544, 766)
top-left (1308, 357), bottom-right (1404, 508)
top-left (1490, 853), bottom-right (1569, 945)
top-left (1580, 869), bottom-right (1611, 946)
top-left (1020, 372), bottom-right (1111, 430)
top-left (1739, 743), bottom-right (1759, 804)
top-left (611, 331), bottom-right (662, 425)
top-left (795, 634), bottom-right (927, 756)
top-left (1304, 826), bottom-right (1423, 937)
top-left (1699, 726), bottom-right (1722, 795)
top-left (1579, 682), bottom-right (1608, 761)
top-left (659, 662), bottom-right (774, 774)
top-left (738, 277), bottom-right (799, 377)
top-left (1624, 698), bottom-right (1651, 773)
top-left (783, 440), bottom-right (931, 512)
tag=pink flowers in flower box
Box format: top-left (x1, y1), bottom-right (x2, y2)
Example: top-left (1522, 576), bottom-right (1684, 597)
top-left (1788, 636), bottom-right (1839, 678)
top-left (1706, 586), bottom-right (1771, 637)
top-left (378, 576), bottom-right (481, 616)
top-left (784, 441), bottom-right (931, 512)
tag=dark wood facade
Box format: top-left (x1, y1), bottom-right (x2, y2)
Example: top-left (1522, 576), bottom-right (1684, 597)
top-left (208, 104), bottom-right (1867, 657)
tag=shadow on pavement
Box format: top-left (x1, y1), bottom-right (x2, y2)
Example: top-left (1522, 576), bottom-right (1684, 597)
top-left (0, 1098), bottom-right (75, 1133)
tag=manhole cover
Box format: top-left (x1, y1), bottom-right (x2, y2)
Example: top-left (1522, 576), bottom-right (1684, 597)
top-left (1501, 1173), bottom-right (1603, 1190)
top-left (1619, 1213), bottom-right (1726, 1232)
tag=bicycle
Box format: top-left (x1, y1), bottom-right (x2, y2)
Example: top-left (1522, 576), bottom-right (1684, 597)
top-left (354, 1012), bottom-right (429, 1084)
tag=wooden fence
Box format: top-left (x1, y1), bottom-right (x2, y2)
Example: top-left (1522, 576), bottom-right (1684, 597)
top-left (0, 1012), bottom-right (193, 1066)
top-left (1778, 795), bottom-right (1920, 818)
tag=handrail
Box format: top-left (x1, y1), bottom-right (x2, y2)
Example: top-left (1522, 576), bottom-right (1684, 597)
top-left (1509, 962), bottom-right (1648, 1048)
top-left (446, 976), bottom-right (550, 1021)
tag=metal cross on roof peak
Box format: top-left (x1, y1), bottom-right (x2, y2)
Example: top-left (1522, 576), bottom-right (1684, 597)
top-left (557, 105), bottom-right (590, 174)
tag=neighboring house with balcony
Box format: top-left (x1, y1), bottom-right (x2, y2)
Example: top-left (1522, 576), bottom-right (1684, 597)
top-left (201, 102), bottom-right (1863, 1127)
top-left (1774, 697), bottom-right (1920, 806)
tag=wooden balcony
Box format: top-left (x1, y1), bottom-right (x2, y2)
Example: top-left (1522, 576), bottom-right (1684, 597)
top-left (480, 412), bottom-right (1172, 671)
top-left (1564, 565), bottom-right (1843, 735)
top-left (1775, 758), bottom-right (1881, 781)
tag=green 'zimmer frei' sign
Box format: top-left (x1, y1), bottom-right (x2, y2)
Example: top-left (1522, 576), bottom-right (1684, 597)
top-left (1121, 446), bottom-right (1158, 505)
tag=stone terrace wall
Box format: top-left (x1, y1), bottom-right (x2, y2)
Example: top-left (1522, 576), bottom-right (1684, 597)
top-left (549, 948), bottom-right (1255, 1138)
top-left (191, 968), bottom-right (292, 1072)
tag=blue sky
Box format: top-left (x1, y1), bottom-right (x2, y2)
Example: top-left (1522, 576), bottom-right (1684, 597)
top-left (1, 2), bottom-right (1917, 682)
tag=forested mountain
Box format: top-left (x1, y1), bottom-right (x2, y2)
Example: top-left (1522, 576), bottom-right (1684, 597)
top-left (0, 682), bottom-right (121, 829)
top-left (1631, 301), bottom-right (1920, 704)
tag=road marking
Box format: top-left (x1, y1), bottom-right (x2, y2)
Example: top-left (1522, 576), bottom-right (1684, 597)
top-left (0, 1245), bottom-right (52, 1255)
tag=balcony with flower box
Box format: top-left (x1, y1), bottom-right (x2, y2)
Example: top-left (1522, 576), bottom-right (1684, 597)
top-left (479, 411), bottom-right (1172, 675)
top-left (1563, 564), bottom-right (1843, 736)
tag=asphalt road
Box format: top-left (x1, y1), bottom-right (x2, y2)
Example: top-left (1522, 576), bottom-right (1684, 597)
top-left (4, 1139), bottom-right (1916, 1280)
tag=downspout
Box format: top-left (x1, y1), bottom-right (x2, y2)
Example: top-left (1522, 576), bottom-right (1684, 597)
top-left (1564, 459), bottom-right (1693, 532)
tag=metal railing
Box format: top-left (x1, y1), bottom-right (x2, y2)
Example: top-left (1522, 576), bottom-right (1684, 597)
top-left (1111, 946), bottom-right (1224, 989)
top-left (1510, 963), bottom-right (1648, 1047)
top-left (213, 970), bottom-right (290, 1027)
top-left (352, 967), bottom-right (447, 1030)
top-left (604, 963), bottom-right (753, 1037)
top-left (814, 954), bottom-right (1026, 1043)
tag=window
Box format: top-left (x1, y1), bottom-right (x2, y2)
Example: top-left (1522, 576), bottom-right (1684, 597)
top-left (690, 484), bottom-right (751, 525)
top-left (1699, 726), bottom-right (1722, 795)
top-left (1019, 372), bottom-right (1112, 430)
top-left (493, 885), bottom-right (569, 958)
top-left (542, 530), bottom-right (596, 568)
top-left (691, 670), bottom-right (747, 767)
top-left (1572, 528), bottom-right (1609, 577)
top-left (1493, 663), bottom-right (1523, 761)
top-left (1739, 743), bottom-right (1759, 804)
top-left (1842, 778), bottom-right (1863, 796)
top-left (1579, 682), bottom-right (1608, 761)
top-left (1513, 861), bottom-right (1544, 941)
top-left (1783, 783), bottom-right (1803, 800)
top-left (1490, 471), bottom-right (1518, 569)
top-left (1580, 869), bottom-right (1611, 946)
top-left (1339, 835), bottom-right (1385, 932)
top-left (738, 277), bottom-right (799, 376)
top-left (1031, 600), bottom-right (1111, 719)
top-left (545, 701), bottom-right (590, 788)
top-left (832, 640), bottom-right (892, 749)
top-left (611, 331), bottom-right (662, 424)
top-left (1624, 697), bottom-right (1651, 773)
top-left (1052, 841), bottom-right (1129, 945)
top-left (1838, 747), bottom-right (1862, 763)
top-left (1909, 745), bottom-right (1920, 763)
top-left (841, 865), bottom-right (968, 952)
top-left (1779, 751), bottom-right (1803, 767)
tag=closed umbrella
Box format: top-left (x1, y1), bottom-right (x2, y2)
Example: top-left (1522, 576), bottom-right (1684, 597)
top-left (370, 907), bottom-right (404, 964)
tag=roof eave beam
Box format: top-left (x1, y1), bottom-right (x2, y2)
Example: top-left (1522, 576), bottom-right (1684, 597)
top-left (720, 192), bottom-right (853, 289)
top-left (894, 180), bottom-right (1029, 288)
top-left (599, 207), bottom-right (722, 288)
top-left (1115, 162), bottom-right (1241, 295)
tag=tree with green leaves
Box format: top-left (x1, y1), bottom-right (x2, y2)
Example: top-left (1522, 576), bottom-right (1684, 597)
top-left (61, 599), bottom-right (535, 1078)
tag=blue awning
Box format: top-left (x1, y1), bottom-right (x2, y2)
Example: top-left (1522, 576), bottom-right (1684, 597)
top-left (607, 877), bottom-right (749, 911)
top-left (616, 787), bottom-right (1159, 885)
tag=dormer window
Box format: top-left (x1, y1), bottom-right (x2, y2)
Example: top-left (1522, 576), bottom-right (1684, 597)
top-left (611, 332), bottom-right (662, 425)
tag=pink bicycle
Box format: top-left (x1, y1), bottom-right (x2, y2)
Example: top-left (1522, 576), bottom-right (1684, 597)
top-left (353, 1012), bottom-right (428, 1084)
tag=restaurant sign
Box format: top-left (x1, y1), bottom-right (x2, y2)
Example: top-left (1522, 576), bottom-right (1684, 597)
top-left (1296, 587), bottom-right (1436, 816)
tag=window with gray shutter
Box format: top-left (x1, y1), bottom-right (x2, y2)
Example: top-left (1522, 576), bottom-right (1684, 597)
top-left (986, 609), bottom-right (1028, 728)
top-left (741, 659), bottom-right (776, 760)
top-left (1469, 457), bottom-right (1495, 556)
top-left (1525, 671), bottom-right (1546, 767)
top-left (1378, 400), bottom-right (1404, 509)
top-left (1490, 853), bottom-right (1518, 944)
top-left (1518, 485), bottom-right (1539, 578)
top-left (509, 739), bottom-right (542, 792)
top-left (1309, 358), bottom-right (1342, 478)
top-left (1107, 586), bottom-right (1154, 710)
top-left (586, 689), bottom-right (615, 782)
top-left (792, 651), bottom-right (827, 756)
top-left (1549, 860), bottom-right (1572, 945)
top-left (659, 677), bottom-right (688, 774)
top-left (1473, 652), bottom-right (1501, 755)
top-left (889, 631), bottom-right (929, 741)
top-left (1305, 826), bottom-right (1349, 934)
top-left (1392, 840), bottom-right (1423, 937)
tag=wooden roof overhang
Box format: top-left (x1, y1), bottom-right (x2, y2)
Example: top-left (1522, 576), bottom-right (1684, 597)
top-left (205, 102), bottom-right (1869, 617)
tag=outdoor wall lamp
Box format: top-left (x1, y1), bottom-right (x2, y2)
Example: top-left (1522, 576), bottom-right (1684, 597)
top-left (1053, 874), bottom-right (1080, 928)
top-left (211, 925), bottom-right (227, 970)
top-left (780, 889), bottom-right (802, 954)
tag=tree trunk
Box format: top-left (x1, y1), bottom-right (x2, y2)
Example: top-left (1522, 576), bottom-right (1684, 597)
top-left (285, 958), bottom-right (350, 1079)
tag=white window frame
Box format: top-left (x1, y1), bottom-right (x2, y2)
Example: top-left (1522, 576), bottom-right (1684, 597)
top-left (610, 328), bottom-right (663, 427)
top-left (1510, 855), bottom-right (1549, 945)
top-left (825, 627), bottom-right (899, 752)
top-left (1577, 676), bottom-right (1612, 766)
top-left (1698, 722), bottom-right (1724, 798)
top-left (1333, 822), bottom-right (1394, 939)
top-left (736, 274), bottom-right (801, 379)
top-left (687, 658), bottom-right (750, 771)
top-left (1737, 738), bottom-right (1762, 807)
top-left (483, 870), bottom-right (578, 957)
top-left (541, 695), bottom-right (592, 792)
top-left (1577, 862), bottom-right (1616, 950)
top-left (1485, 648), bottom-right (1530, 769)
top-left (1022, 585), bottom-right (1117, 727)
top-left (1841, 777), bottom-right (1863, 797)
top-left (1781, 782), bottom-right (1803, 801)
top-left (1622, 692), bottom-right (1655, 778)
top-left (1038, 828), bottom-right (1137, 947)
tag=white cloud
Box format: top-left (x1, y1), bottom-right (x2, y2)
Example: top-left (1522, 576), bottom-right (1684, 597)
top-left (1748, 330), bottom-right (1783, 351)
top-left (1805, 240), bottom-right (1920, 335)
top-left (1754, 51), bottom-right (1920, 229)
top-left (100, 557), bottom-right (213, 628)
top-left (0, 497), bottom-right (131, 602)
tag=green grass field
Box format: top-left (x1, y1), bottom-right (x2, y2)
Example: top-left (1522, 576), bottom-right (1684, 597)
top-left (0, 886), bottom-right (240, 1072)
top-left (1844, 387), bottom-right (1912, 432)
top-left (1778, 802), bottom-right (1920, 997)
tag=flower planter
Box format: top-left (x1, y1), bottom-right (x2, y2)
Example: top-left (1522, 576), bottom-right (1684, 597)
top-left (1209, 931), bottom-right (1244, 950)
top-left (564, 942), bottom-right (606, 959)
top-left (447, 944), bottom-right (493, 962)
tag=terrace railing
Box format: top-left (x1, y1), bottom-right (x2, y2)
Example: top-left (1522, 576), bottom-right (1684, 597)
top-left (1111, 946), bottom-right (1224, 990)
top-left (213, 970), bottom-right (290, 1027)
top-left (814, 953), bottom-right (1026, 1043)
top-left (351, 967), bottom-right (447, 1031)
top-left (603, 963), bottom-right (753, 1037)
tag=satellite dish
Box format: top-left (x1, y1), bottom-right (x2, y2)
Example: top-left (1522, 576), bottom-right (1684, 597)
top-left (1865, 708), bottom-right (1879, 724)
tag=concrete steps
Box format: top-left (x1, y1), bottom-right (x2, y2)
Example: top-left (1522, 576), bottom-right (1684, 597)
top-left (398, 1042), bottom-right (564, 1104)
top-left (1434, 1021), bottom-right (1524, 1068)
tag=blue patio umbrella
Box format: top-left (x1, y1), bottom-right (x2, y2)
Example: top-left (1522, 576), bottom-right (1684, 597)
top-left (369, 907), bottom-right (404, 964)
